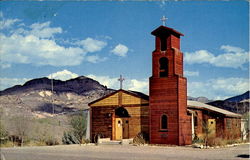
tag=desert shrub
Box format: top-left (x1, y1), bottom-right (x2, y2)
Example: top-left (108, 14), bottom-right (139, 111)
top-left (0, 121), bottom-right (8, 145)
top-left (45, 136), bottom-right (59, 146)
top-left (207, 137), bottom-right (227, 147)
top-left (62, 131), bottom-right (79, 144)
top-left (70, 115), bottom-right (86, 144)
top-left (81, 138), bottom-right (90, 144)
top-left (25, 140), bottom-right (46, 146)
top-left (0, 141), bottom-right (14, 148)
top-left (192, 134), bottom-right (204, 144)
top-left (133, 132), bottom-right (149, 145)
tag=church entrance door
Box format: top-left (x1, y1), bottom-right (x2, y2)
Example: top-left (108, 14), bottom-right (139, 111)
top-left (115, 118), bottom-right (123, 140)
top-left (114, 107), bottom-right (130, 140)
top-left (122, 118), bottom-right (129, 139)
top-left (208, 119), bottom-right (216, 137)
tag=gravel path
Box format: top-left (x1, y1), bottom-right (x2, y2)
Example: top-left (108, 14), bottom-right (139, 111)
top-left (1, 143), bottom-right (249, 160)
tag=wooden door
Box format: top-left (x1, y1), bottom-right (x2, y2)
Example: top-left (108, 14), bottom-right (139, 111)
top-left (123, 118), bottom-right (129, 139)
top-left (115, 118), bottom-right (123, 140)
top-left (208, 119), bottom-right (216, 137)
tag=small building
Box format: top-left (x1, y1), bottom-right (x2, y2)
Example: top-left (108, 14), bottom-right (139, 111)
top-left (187, 101), bottom-right (241, 140)
top-left (89, 90), bottom-right (149, 142)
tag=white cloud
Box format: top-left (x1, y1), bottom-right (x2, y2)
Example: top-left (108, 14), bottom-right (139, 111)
top-left (0, 12), bottom-right (20, 30)
top-left (0, 14), bottom-right (108, 68)
top-left (220, 45), bottom-right (244, 53)
top-left (0, 33), bottom-right (85, 67)
top-left (0, 77), bottom-right (30, 90)
top-left (87, 74), bottom-right (148, 94)
top-left (77, 37), bottom-right (107, 53)
top-left (127, 79), bottom-right (148, 94)
top-left (87, 74), bottom-right (118, 88)
top-left (0, 63), bottom-right (11, 69)
top-left (29, 21), bottom-right (62, 38)
top-left (185, 45), bottom-right (249, 69)
top-left (187, 77), bottom-right (249, 100)
top-left (184, 71), bottom-right (199, 77)
top-left (48, 70), bottom-right (79, 81)
top-left (85, 55), bottom-right (107, 63)
top-left (110, 44), bottom-right (129, 57)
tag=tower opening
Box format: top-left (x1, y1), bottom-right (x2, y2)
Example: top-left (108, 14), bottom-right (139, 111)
top-left (160, 36), bottom-right (167, 51)
top-left (159, 57), bottom-right (168, 77)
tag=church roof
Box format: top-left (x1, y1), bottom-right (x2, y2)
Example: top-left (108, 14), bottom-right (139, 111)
top-left (151, 25), bottom-right (184, 37)
top-left (88, 89), bottom-right (241, 118)
top-left (88, 89), bottom-right (149, 106)
top-left (126, 90), bottom-right (149, 100)
top-left (187, 100), bottom-right (242, 118)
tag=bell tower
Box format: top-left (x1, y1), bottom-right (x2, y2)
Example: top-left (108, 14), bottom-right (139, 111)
top-left (149, 22), bottom-right (192, 145)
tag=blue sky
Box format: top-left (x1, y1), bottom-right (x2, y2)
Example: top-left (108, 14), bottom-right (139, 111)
top-left (0, 1), bottom-right (249, 100)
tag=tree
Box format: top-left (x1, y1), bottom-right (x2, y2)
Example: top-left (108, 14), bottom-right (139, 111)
top-left (70, 115), bottom-right (86, 144)
top-left (11, 116), bottom-right (32, 146)
top-left (0, 108), bottom-right (8, 143)
top-left (242, 112), bottom-right (249, 140)
top-left (0, 120), bottom-right (8, 144)
top-left (202, 121), bottom-right (212, 147)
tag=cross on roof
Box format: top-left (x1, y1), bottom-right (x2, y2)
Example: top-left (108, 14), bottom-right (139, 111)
top-left (160, 15), bottom-right (168, 26)
top-left (118, 75), bottom-right (125, 89)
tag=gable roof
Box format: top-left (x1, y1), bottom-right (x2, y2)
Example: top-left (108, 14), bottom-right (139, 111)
top-left (151, 25), bottom-right (184, 37)
top-left (187, 100), bottom-right (241, 118)
top-left (88, 90), bottom-right (241, 118)
top-left (88, 89), bottom-right (149, 106)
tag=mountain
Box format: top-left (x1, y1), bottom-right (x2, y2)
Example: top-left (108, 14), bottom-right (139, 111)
top-left (0, 76), bottom-right (111, 96)
top-left (0, 76), bottom-right (114, 118)
top-left (224, 91), bottom-right (249, 102)
top-left (187, 96), bottom-right (212, 103)
top-left (207, 91), bottom-right (249, 114)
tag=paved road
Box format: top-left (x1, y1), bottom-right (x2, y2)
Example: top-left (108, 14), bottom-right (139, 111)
top-left (1, 144), bottom-right (249, 160)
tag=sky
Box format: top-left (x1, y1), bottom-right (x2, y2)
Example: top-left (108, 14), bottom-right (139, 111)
top-left (0, 1), bottom-right (249, 100)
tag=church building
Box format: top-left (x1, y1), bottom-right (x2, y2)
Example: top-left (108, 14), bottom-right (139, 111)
top-left (88, 22), bottom-right (242, 145)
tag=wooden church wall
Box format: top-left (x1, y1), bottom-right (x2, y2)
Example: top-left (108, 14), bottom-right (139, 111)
top-left (91, 93), bottom-right (119, 107)
top-left (91, 106), bottom-right (114, 142)
top-left (124, 105), bottom-right (149, 138)
top-left (90, 91), bottom-right (149, 142)
top-left (91, 105), bottom-right (149, 142)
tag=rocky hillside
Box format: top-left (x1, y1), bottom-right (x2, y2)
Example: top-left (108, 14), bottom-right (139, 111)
top-left (187, 96), bottom-right (212, 103)
top-left (1, 76), bottom-right (112, 96)
top-left (0, 76), bottom-right (114, 119)
top-left (207, 91), bottom-right (249, 114)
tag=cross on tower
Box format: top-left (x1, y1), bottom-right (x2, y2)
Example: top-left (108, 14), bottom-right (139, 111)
top-left (160, 15), bottom-right (168, 26)
top-left (118, 75), bottom-right (125, 89)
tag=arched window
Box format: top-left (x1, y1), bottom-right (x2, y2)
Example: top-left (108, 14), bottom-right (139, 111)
top-left (115, 107), bottom-right (130, 117)
top-left (159, 57), bottom-right (168, 77)
top-left (161, 114), bottom-right (168, 130)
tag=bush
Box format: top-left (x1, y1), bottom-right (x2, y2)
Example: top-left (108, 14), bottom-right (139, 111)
top-left (81, 138), bottom-right (90, 144)
top-left (0, 141), bottom-right (14, 148)
top-left (192, 135), bottom-right (204, 144)
top-left (70, 115), bottom-right (86, 144)
top-left (133, 132), bottom-right (149, 145)
top-left (25, 140), bottom-right (46, 146)
top-left (207, 137), bottom-right (227, 147)
top-left (62, 132), bottom-right (79, 144)
top-left (45, 137), bottom-right (59, 146)
top-left (0, 121), bottom-right (8, 145)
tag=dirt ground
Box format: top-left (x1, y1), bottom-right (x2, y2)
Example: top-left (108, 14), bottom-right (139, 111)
top-left (1, 143), bottom-right (249, 160)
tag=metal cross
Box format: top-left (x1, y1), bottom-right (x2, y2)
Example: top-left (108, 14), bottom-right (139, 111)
top-left (118, 75), bottom-right (125, 89)
top-left (160, 15), bottom-right (168, 26)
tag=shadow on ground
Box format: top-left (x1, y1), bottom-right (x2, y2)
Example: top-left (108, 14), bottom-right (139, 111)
top-left (236, 154), bottom-right (249, 158)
